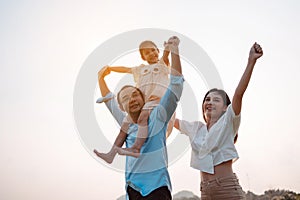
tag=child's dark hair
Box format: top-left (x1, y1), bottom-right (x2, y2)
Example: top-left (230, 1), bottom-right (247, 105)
top-left (202, 88), bottom-right (238, 143)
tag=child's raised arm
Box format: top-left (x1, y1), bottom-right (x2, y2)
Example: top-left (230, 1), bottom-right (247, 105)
top-left (232, 42), bottom-right (263, 116)
top-left (162, 42), bottom-right (170, 66)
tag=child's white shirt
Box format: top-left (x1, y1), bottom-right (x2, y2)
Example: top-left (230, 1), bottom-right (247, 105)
top-left (132, 59), bottom-right (169, 102)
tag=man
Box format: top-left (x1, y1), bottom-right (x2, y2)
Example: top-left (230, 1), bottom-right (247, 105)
top-left (95, 36), bottom-right (183, 199)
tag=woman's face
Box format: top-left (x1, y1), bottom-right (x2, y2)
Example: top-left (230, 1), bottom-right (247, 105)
top-left (202, 91), bottom-right (227, 121)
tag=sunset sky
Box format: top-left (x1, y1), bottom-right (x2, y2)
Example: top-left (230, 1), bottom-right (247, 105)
top-left (1, 1), bottom-right (300, 199)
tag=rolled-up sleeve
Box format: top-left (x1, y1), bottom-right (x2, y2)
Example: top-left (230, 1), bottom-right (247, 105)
top-left (179, 120), bottom-right (203, 138)
top-left (228, 104), bottom-right (241, 135)
top-left (104, 92), bottom-right (126, 126)
top-left (158, 75), bottom-right (184, 122)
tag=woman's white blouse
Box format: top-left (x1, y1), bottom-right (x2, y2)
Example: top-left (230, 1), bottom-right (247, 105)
top-left (178, 104), bottom-right (241, 174)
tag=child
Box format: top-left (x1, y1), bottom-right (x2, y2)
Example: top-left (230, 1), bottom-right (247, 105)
top-left (94, 36), bottom-right (180, 163)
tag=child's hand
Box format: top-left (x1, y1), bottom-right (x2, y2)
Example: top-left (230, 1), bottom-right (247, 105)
top-left (249, 42), bottom-right (263, 61)
top-left (164, 41), bottom-right (170, 51)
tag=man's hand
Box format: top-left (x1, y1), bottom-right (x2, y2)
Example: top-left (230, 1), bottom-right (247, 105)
top-left (165, 36), bottom-right (180, 54)
top-left (98, 66), bottom-right (111, 80)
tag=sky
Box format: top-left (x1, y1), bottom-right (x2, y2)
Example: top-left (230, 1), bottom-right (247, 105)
top-left (1, 0), bottom-right (300, 199)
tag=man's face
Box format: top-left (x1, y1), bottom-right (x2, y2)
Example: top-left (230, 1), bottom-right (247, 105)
top-left (118, 87), bottom-right (145, 115)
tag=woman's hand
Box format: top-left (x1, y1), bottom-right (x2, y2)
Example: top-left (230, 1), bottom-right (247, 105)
top-left (249, 42), bottom-right (263, 61)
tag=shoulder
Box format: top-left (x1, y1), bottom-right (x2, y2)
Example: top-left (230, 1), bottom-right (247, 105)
top-left (132, 64), bottom-right (146, 75)
top-left (225, 104), bottom-right (241, 119)
top-left (132, 64), bottom-right (146, 70)
top-left (179, 120), bottom-right (204, 133)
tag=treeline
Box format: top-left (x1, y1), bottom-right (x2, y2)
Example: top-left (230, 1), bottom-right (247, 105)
top-left (245, 189), bottom-right (300, 200)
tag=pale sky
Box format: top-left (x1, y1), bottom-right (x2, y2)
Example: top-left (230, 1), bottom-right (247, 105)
top-left (1, 0), bottom-right (300, 199)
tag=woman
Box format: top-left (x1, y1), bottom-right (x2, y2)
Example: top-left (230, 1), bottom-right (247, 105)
top-left (174, 42), bottom-right (263, 199)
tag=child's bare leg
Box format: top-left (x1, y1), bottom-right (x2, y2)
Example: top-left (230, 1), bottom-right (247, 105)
top-left (94, 122), bottom-right (129, 163)
top-left (118, 109), bottom-right (150, 158)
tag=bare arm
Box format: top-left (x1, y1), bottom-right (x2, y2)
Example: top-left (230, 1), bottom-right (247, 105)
top-left (109, 66), bottom-right (132, 74)
top-left (162, 42), bottom-right (170, 66)
top-left (168, 36), bottom-right (182, 76)
top-left (97, 66), bottom-right (131, 96)
top-left (232, 42), bottom-right (263, 115)
top-left (98, 66), bottom-right (111, 96)
top-left (98, 66), bottom-right (126, 126)
top-left (174, 118), bottom-right (180, 130)
top-left (158, 36), bottom-right (183, 127)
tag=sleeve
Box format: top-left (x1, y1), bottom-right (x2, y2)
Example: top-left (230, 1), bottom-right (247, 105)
top-left (157, 75), bottom-right (184, 122)
top-left (227, 104), bottom-right (241, 135)
top-left (104, 92), bottom-right (126, 126)
top-left (96, 93), bottom-right (115, 104)
top-left (131, 64), bottom-right (144, 84)
top-left (179, 120), bottom-right (203, 138)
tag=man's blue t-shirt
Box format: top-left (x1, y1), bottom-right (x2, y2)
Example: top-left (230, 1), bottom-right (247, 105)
top-left (105, 75), bottom-right (184, 196)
